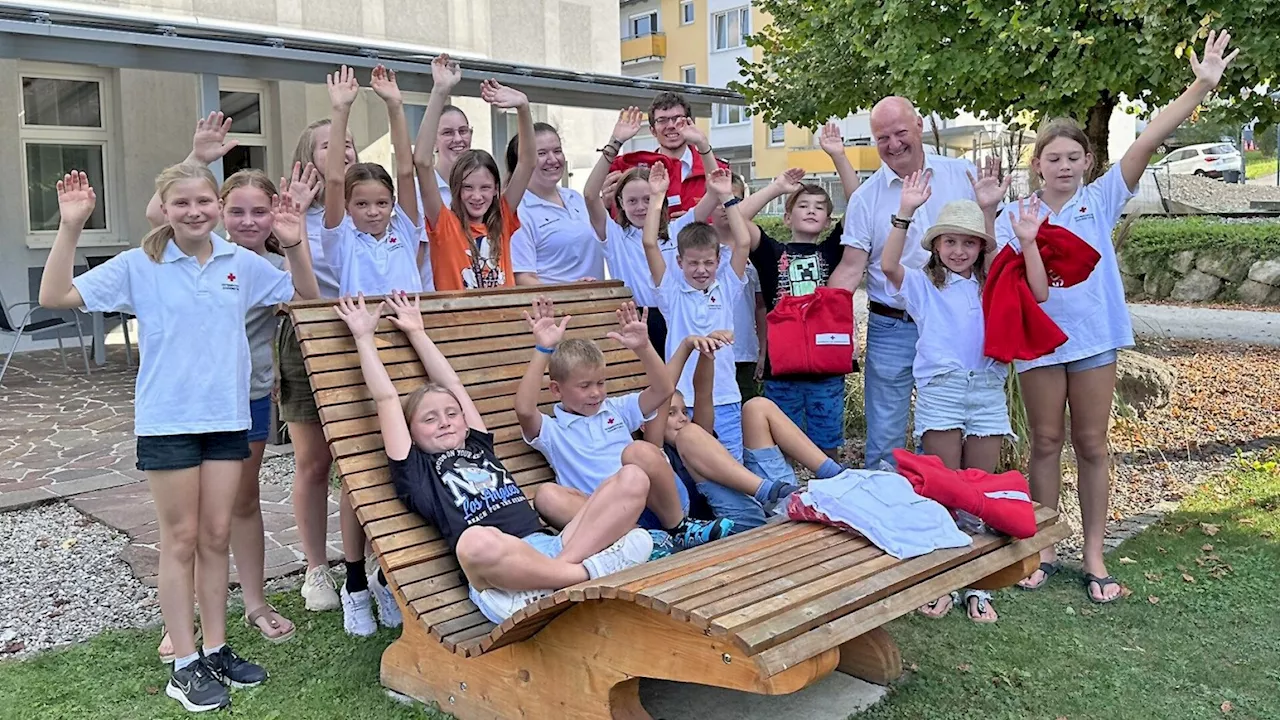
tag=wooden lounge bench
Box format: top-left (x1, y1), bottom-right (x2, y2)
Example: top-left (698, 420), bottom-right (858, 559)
top-left (288, 282), bottom-right (1068, 720)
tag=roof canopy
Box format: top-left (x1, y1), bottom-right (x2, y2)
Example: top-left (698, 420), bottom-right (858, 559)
top-left (0, 0), bottom-right (745, 112)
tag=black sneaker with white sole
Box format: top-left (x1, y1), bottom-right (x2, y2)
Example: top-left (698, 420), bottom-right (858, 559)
top-left (166, 659), bottom-right (230, 712)
top-left (202, 645), bottom-right (268, 688)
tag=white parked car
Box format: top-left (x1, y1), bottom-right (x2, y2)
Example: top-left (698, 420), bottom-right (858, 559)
top-left (1152, 142), bottom-right (1242, 180)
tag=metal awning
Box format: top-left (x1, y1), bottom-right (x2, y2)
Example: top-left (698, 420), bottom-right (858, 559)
top-left (0, 0), bottom-right (745, 112)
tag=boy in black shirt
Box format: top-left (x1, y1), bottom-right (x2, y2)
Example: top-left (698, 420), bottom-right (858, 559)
top-left (335, 292), bottom-right (654, 625)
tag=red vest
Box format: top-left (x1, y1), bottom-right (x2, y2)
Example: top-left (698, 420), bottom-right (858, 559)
top-left (766, 287), bottom-right (856, 376)
top-left (609, 148), bottom-right (730, 216)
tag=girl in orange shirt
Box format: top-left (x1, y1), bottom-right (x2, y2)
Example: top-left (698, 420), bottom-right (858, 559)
top-left (414, 54), bottom-right (535, 290)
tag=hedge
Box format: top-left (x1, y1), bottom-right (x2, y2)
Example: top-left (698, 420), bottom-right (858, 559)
top-left (1122, 216), bottom-right (1280, 258)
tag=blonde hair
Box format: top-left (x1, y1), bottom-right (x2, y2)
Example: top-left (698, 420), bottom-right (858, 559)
top-left (548, 339), bottom-right (605, 382)
top-left (141, 163), bottom-right (220, 263)
top-left (292, 118), bottom-right (360, 208)
top-left (220, 170), bottom-right (282, 255)
top-left (401, 382), bottom-right (463, 425)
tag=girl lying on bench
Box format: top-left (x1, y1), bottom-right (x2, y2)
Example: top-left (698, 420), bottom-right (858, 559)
top-left (336, 292), bottom-right (655, 624)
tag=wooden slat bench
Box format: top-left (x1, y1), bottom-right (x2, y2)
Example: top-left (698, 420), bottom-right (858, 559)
top-left (289, 282), bottom-right (1067, 720)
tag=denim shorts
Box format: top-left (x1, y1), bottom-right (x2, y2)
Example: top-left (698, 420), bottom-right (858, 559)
top-left (913, 370), bottom-right (1013, 441)
top-left (1063, 349), bottom-right (1118, 374)
top-left (686, 403), bottom-right (745, 463)
top-left (468, 531), bottom-right (563, 624)
top-left (136, 431), bottom-right (251, 471)
top-left (764, 375), bottom-right (846, 451)
top-left (247, 395), bottom-right (272, 443)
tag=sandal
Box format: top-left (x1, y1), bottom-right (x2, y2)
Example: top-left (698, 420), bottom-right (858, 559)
top-left (963, 589), bottom-right (998, 624)
top-left (1017, 561), bottom-right (1060, 591)
top-left (157, 625), bottom-right (202, 664)
top-left (244, 604), bottom-right (296, 644)
top-left (1083, 573), bottom-right (1123, 604)
top-left (916, 591), bottom-right (958, 619)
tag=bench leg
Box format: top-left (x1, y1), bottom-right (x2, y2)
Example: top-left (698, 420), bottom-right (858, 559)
top-left (835, 627), bottom-right (902, 685)
top-left (968, 554), bottom-right (1039, 591)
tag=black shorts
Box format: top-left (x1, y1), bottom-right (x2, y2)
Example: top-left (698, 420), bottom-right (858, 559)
top-left (136, 431), bottom-right (251, 471)
top-left (645, 306), bottom-right (668, 360)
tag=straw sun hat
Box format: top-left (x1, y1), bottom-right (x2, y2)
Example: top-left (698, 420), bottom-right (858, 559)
top-left (920, 200), bottom-right (996, 253)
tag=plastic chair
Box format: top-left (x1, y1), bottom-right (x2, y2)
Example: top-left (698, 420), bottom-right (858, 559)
top-left (0, 288), bottom-right (91, 386)
top-left (85, 256), bottom-right (135, 367)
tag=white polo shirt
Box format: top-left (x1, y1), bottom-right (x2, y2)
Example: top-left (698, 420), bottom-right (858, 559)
top-left (511, 188), bottom-right (606, 283)
top-left (842, 153), bottom-right (978, 308)
top-left (995, 163), bottom-right (1135, 372)
top-left (891, 267), bottom-right (1002, 384)
top-left (73, 234), bottom-right (295, 436)
top-left (732, 263), bottom-right (762, 362)
top-left (526, 391), bottom-right (654, 495)
top-left (657, 262), bottom-right (746, 406)
top-left (602, 211), bottom-right (698, 307)
top-left (306, 206), bottom-right (340, 299)
top-left (321, 203), bottom-right (424, 296)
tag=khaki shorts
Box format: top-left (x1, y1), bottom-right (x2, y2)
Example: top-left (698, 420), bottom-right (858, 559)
top-left (276, 317), bottom-right (321, 424)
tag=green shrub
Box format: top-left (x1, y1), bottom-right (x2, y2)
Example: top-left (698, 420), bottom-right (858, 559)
top-left (1123, 216), bottom-right (1280, 257)
top-left (755, 215), bottom-right (791, 243)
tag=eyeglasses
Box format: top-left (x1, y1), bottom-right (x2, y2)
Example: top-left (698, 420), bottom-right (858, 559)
top-left (652, 115), bottom-right (689, 128)
top-left (440, 127), bottom-right (474, 139)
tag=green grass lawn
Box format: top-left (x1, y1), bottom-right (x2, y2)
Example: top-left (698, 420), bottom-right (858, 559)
top-left (1245, 150), bottom-right (1278, 180)
top-left (3, 451), bottom-right (1278, 720)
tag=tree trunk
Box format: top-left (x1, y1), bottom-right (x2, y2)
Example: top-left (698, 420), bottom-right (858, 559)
top-left (1084, 93), bottom-right (1117, 182)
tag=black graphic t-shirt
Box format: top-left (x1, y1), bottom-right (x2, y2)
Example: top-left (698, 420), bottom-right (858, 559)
top-left (750, 221), bottom-right (854, 381)
top-left (388, 429), bottom-right (544, 552)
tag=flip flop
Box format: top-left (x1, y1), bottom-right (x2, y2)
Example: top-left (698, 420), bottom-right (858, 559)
top-left (1017, 561), bottom-right (1060, 591)
top-left (963, 589), bottom-right (998, 624)
top-left (157, 625), bottom-right (202, 664)
top-left (244, 604), bottom-right (296, 644)
top-left (1083, 573), bottom-right (1123, 604)
top-left (916, 591), bottom-right (958, 619)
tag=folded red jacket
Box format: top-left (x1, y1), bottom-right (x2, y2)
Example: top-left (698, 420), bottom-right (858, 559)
top-left (982, 220), bottom-right (1101, 363)
top-left (767, 287), bottom-right (855, 375)
top-left (609, 150), bottom-right (729, 217)
top-left (894, 449), bottom-right (1038, 539)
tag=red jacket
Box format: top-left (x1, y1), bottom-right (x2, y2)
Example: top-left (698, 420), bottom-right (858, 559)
top-left (766, 287), bottom-right (856, 376)
top-left (982, 220), bottom-right (1101, 363)
top-left (610, 148), bottom-right (729, 216)
top-left (894, 450), bottom-right (1038, 539)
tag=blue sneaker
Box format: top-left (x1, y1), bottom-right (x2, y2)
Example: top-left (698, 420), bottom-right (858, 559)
top-left (647, 529), bottom-right (675, 561)
top-left (673, 517), bottom-right (734, 550)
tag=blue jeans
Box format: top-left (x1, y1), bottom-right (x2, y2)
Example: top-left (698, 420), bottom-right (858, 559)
top-left (764, 375), bottom-right (847, 451)
top-left (690, 402), bottom-right (744, 462)
top-left (863, 313), bottom-right (918, 471)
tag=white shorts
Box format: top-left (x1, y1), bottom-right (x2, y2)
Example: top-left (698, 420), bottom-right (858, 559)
top-left (913, 370), bottom-right (1013, 441)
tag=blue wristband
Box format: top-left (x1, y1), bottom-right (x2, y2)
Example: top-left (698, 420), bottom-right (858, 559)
top-left (535, 345), bottom-right (555, 354)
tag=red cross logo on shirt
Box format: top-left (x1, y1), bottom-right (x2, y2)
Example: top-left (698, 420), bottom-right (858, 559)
top-left (227, 273), bottom-right (236, 282)
top-left (710, 295), bottom-right (717, 303)
top-left (389, 237), bottom-right (397, 243)
top-left (1079, 206), bottom-right (1087, 213)
top-left (607, 417), bottom-right (616, 425)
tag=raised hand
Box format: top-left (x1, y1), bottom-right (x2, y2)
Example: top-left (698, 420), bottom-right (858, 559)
top-left (967, 156), bottom-right (1011, 211)
top-left (607, 302), bottom-right (651, 351)
top-left (818, 121), bottom-right (845, 155)
top-left (56, 171), bottom-right (97, 229)
top-left (685, 334), bottom-right (726, 356)
top-left (386, 290), bottom-right (425, 334)
top-left (648, 162), bottom-right (670, 196)
top-left (601, 170), bottom-right (623, 203)
top-left (189, 111), bottom-right (238, 166)
top-left (432, 54), bottom-right (462, 93)
top-left (675, 117), bottom-right (708, 148)
top-left (280, 161), bottom-right (321, 211)
top-left (1189, 29), bottom-right (1239, 89)
top-left (334, 294), bottom-right (384, 340)
top-left (271, 193), bottom-right (305, 248)
top-left (898, 169), bottom-right (932, 216)
top-left (707, 329), bottom-right (735, 346)
top-left (481, 79), bottom-right (528, 109)
top-left (327, 65), bottom-right (360, 111)
top-left (1010, 195), bottom-right (1044, 245)
top-left (707, 167), bottom-right (733, 199)
top-left (524, 296), bottom-right (570, 349)
top-left (612, 107), bottom-right (643, 144)
top-left (772, 167), bottom-right (806, 194)
top-left (369, 64), bottom-right (403, 105)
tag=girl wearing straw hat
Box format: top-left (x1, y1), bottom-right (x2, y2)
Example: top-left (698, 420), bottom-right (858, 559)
top-left (881, 169), bottom-right (1049, 623)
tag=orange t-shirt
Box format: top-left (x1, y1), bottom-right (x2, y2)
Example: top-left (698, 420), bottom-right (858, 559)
top-left (428, 198), bottom-right (520, 291)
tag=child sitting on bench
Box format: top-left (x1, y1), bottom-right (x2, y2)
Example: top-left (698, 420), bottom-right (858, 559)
top-left (335, 291), bottom-right (655, 624)
top-left (517, 298), bottom-right (734, 551)
top-left (651, 333), bottom-right (850, 532)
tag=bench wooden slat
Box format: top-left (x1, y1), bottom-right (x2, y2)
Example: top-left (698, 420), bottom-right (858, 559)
top-left (288, 281), bottom-right (633, 324)
top-left (297, 302), bottom-right (628, 341)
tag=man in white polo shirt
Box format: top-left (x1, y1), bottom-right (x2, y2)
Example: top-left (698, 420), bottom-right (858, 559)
top-left (828, 97), bottom-right (978, 470)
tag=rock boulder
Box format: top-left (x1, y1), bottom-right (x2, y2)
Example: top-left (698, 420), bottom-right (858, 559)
top-left (1115, 350), bottom-right (1177, 417)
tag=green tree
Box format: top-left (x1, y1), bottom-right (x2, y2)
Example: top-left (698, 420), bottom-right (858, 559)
top-left (738, 2), bottom-right (1280, 172)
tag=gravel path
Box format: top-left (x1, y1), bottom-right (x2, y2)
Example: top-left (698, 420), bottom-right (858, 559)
top-left (1156, 173), bottom-right (1280, 211)
top-left (0, 503), bottom-right (159, 659)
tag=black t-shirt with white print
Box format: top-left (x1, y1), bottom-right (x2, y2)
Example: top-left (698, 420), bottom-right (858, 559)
top-left (388, 429), bottom-right (545, 552)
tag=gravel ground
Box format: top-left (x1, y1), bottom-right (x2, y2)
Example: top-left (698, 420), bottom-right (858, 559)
top-left (1156, 173), bottom-right (1280, 211)
top-left (0, 504), bottom-right (160, 659)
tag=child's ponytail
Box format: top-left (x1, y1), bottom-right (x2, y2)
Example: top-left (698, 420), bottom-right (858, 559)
top-left (142, 163), bottom-right (220, 263)
top-left (141, 224), bottom-right (176, 263)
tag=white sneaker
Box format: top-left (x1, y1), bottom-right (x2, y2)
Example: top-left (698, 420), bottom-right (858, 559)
top-left (301, 566), bottom-right (340, 612)
top-left (368, 571), bottom-right (402, 628)
top-left (475, 587), bottom-right (552, 622)
top-left (582, 528), bottom-right (654, 580)
top-left (340, 587), bottom-right (377, 637)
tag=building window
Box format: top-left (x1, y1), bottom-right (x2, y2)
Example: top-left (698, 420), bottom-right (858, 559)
top-left (219, 82), bottom-right (268, 176)
top-left (713, 103), bottom-right (748, 126)
top-left (20, 70), bottom-right (111, 234)
top-left (681, 65), bottom-right (696, 84)
top-left (769, 124), bottom-right (785, 146)
top-left (630, 11), bottom-right (658, 37)
top-left (680, 1), bottom-right (694, 25)
top-left (712, 7), bottom-right (750, 50)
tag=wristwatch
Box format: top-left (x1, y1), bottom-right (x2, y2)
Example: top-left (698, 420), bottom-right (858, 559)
top-left (890, 215), bottom-right (912, 229)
